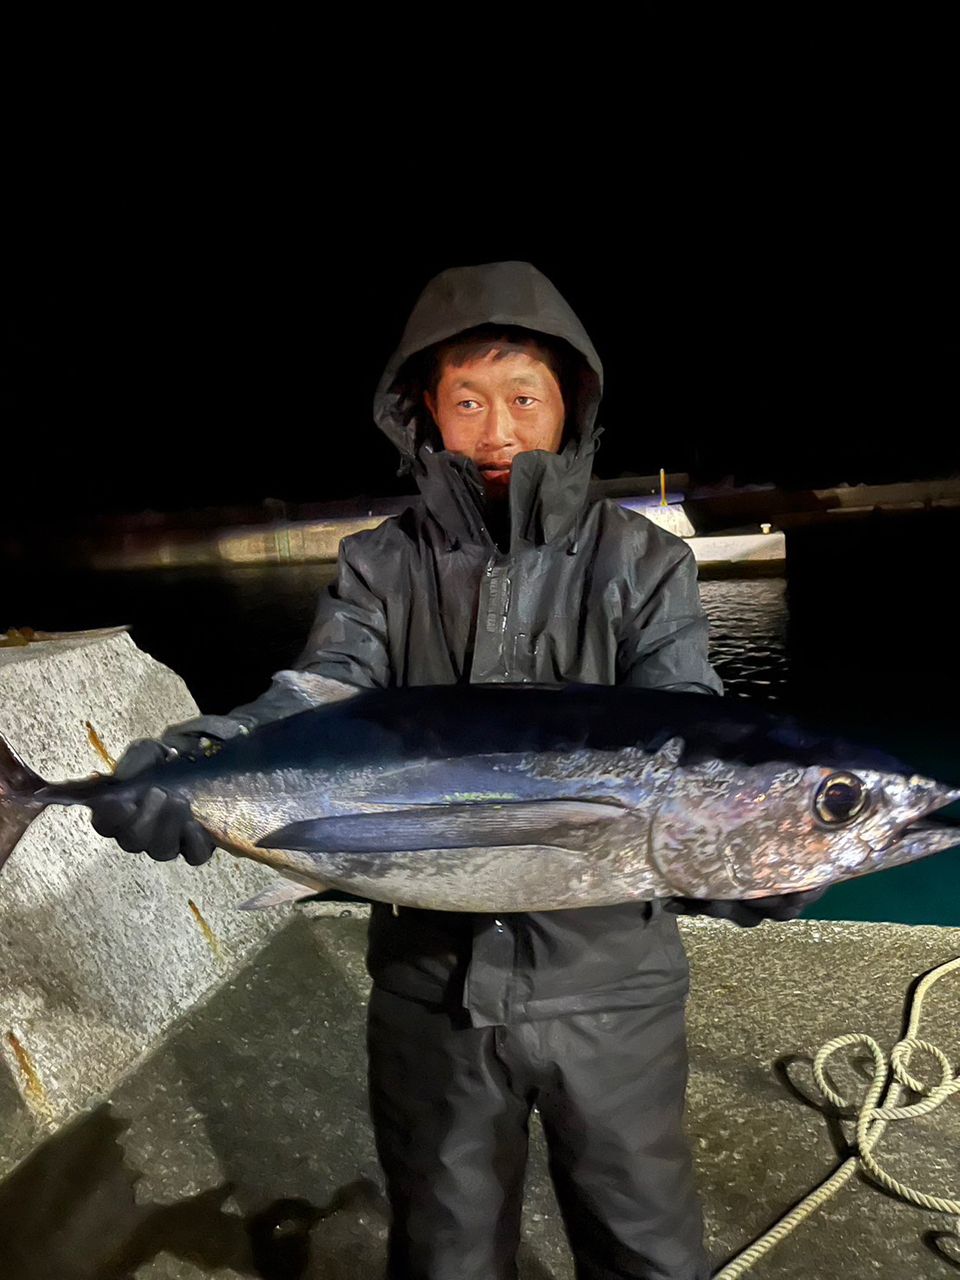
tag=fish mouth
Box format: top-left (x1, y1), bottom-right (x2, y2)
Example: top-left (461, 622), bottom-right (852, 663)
top-left (872, 783), bottom-right (960, 862)
top-left (885, 820), bottom-right (960, 862)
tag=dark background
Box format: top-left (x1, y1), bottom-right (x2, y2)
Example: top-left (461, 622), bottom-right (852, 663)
top-left (4, 194), bottom-right (958, 530)
top-left (5, 2), bottom-right (958, 527)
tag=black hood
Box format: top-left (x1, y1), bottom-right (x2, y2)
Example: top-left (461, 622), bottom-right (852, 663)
top-left (372, 261), bottom-right (605, 553)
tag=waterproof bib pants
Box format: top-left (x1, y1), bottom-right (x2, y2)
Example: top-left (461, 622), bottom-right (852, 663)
top-left (367, 987), bottom-right (712, 1280)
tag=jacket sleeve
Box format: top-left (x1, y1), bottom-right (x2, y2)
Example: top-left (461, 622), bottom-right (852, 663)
top-left (617, 543), bottom-right (724, 695)
top-left (160, 531), bottom-right (391, 744)
top-left (290, 529), bottom-right (392, 689)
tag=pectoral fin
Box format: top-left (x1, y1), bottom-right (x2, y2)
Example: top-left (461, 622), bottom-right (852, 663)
top-left (257, 799), bottom-right (626, 854)
top-left (236, 869), bottom-right (331, 910)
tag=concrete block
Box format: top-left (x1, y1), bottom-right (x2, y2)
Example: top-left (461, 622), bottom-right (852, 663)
top-left (0, 629), bottom-right (293, 1170)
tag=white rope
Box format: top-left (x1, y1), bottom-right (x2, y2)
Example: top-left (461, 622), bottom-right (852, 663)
top-left (713, 954), bottom-right (960, 1277)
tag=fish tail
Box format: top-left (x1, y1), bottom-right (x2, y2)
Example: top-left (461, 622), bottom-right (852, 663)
top-left (0, 734), bottom-right (48, 872)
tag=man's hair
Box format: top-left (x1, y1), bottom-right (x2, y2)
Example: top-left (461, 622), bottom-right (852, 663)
top-left (423, 324), bottom-right (569, 406)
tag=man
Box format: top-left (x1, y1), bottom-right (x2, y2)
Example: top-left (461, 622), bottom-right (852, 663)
top-left (92, 261), bottom-right (820, 1279)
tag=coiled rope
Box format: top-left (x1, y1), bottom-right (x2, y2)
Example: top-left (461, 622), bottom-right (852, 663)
top-left (714, 953), bottom-right (960, 1278)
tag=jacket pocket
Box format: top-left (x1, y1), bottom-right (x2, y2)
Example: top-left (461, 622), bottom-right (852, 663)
top-left (511, 631), bottom-right (540, 682)
top-left (652, 903), bottom-right (689, 969)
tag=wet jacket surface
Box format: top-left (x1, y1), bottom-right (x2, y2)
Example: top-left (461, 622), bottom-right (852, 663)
top-left (211, 261), bottom-right (726, 1026)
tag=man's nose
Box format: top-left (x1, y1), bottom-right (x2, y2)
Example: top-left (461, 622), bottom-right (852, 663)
top-left (480, 399), bottom-right (514, 448)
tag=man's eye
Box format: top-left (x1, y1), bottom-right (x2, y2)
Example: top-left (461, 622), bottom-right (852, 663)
top-left (516, 396), bottom-right (537, 407)
top-left (457, 400), bottom-right (479, 410)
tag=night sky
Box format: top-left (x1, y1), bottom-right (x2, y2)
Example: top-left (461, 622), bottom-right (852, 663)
top-left (4, 197), bottom-right (958, 532)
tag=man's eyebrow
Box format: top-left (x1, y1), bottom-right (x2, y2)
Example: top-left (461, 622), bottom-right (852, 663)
top-left (451, 374), bottom-right (544, 391)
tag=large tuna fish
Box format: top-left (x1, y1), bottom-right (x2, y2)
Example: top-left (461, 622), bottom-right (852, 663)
top-left (1, 683), bottom-right (957, 912)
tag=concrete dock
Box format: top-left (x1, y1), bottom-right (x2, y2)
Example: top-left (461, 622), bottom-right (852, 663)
top-left (2, 913), bottom-right (957, 1279)
top-left (47, 508), bottom-right (786, 577)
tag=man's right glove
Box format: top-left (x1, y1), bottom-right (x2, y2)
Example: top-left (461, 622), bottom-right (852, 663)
top-left (88, 726), bottom-right (221, 866)
top-left (663, 886), bottom-right (830, 927)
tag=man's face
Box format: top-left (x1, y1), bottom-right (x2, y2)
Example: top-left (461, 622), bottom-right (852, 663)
top-left (423, 344), bottom-right (566, 500)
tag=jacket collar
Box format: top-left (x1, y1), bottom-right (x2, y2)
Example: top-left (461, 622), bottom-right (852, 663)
top-left (412, 426), bottom-right (603, 556)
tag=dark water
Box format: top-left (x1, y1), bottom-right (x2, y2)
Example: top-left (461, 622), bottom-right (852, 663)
top-left (4, 509), bottom-right (959, 924)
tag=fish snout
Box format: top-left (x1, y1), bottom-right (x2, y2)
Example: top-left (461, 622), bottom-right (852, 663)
top-left (861, 779), bottom-right (960, 857)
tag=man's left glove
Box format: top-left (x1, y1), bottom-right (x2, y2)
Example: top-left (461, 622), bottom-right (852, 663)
top-left (663, 886), bottom-right (829, 928)
top-left (88, 728), bottom-right (221, 866)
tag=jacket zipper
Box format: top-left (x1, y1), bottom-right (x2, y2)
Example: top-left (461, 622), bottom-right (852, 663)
top-left (482, 556), bottom-right (513, 678)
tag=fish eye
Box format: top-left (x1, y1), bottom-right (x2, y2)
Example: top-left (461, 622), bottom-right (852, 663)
top-left (814, 772), bottom-right (869, 825)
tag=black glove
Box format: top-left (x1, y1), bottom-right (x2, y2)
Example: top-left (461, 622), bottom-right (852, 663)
top-left (88, 728), bottom-right (218, 866)
top-left (663, 886), bottom-right (829, 928)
